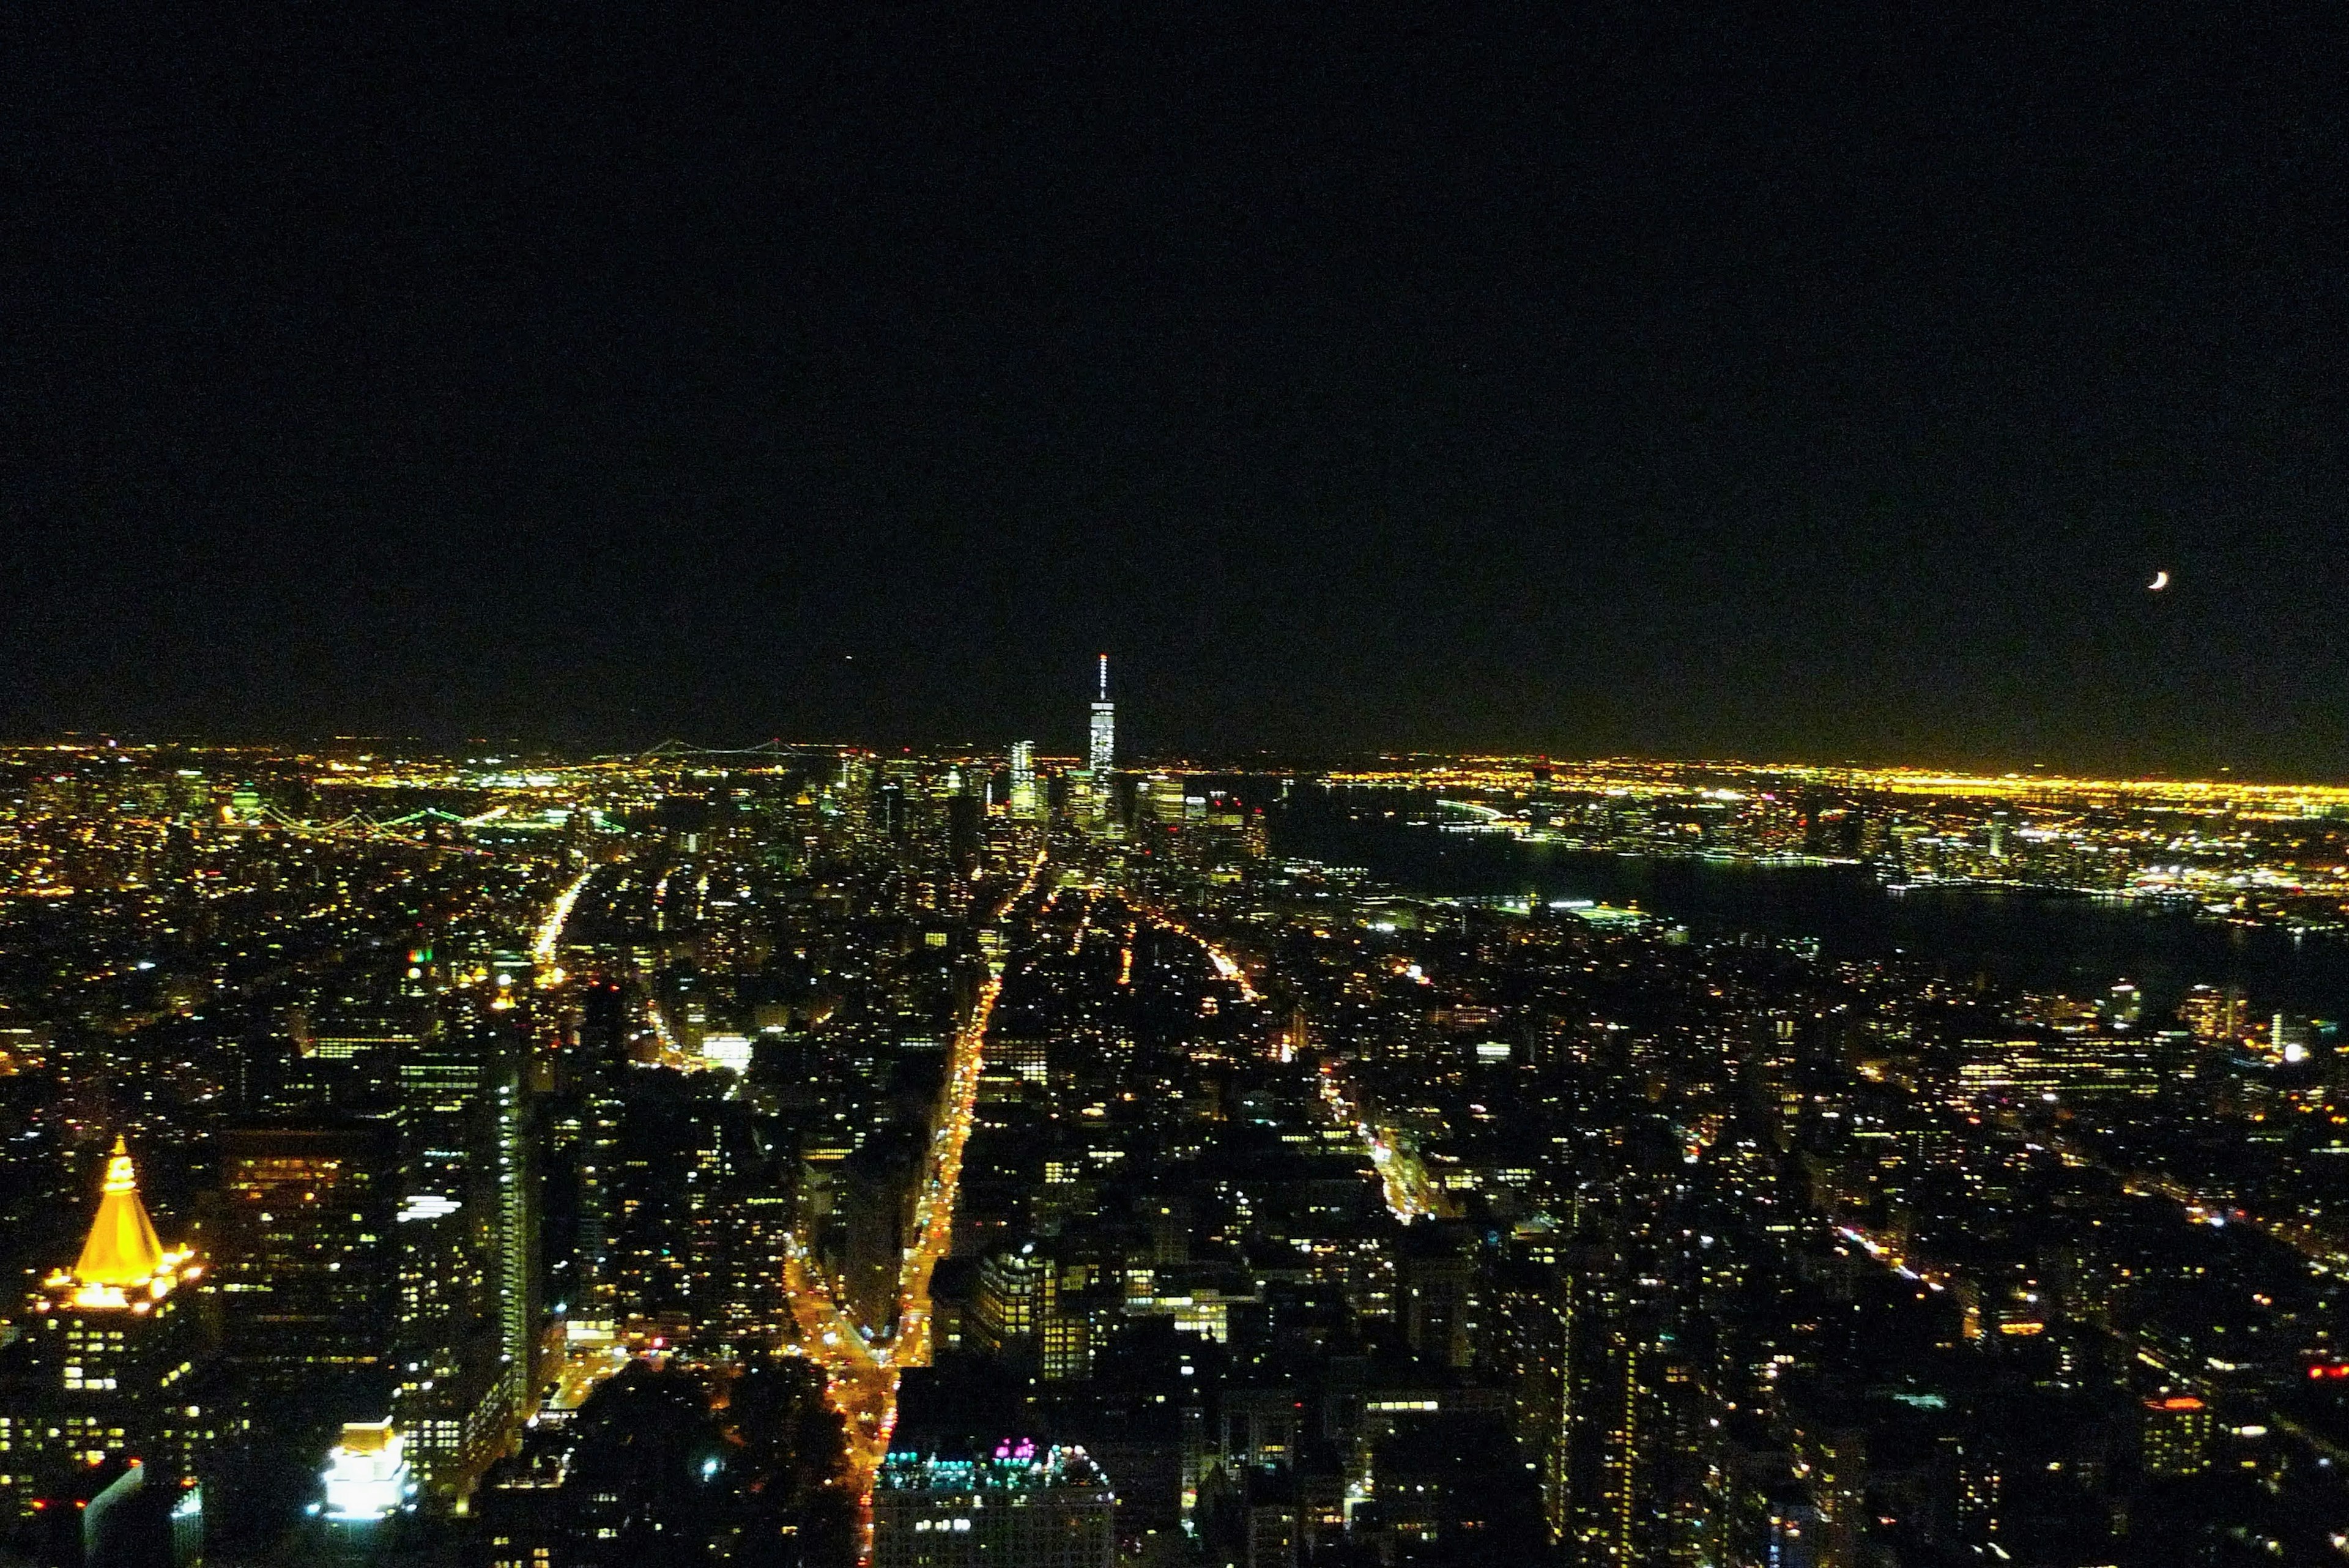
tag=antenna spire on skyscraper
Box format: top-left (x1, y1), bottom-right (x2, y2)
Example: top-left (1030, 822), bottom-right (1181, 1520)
top-left (1099, 653), bottom-right (1108, 700)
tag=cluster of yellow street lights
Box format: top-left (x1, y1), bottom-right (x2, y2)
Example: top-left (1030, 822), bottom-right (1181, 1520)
top-left (780, 848), bottom-right (1047, 1563)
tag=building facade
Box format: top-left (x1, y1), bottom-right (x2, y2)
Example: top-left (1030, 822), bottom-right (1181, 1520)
top-left (872, 1444), bottom-right (1115, 1568)
top-left (0, 1140), bottom-right (214, 1521)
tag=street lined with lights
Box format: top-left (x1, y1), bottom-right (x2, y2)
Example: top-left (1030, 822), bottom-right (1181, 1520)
top-left (779, 848), bottom-right (1047, 1559)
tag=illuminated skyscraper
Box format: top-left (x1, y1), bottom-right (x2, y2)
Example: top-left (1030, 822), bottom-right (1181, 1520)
top-left (388, 1190), bottom-right (491, 1501)
top-left (0, 1140), bottom-right (215, 1518)
top-left (970, 1244), bottom-right (1051, 1362)
top-left (214, 1123), bottom-right (399, 1399)
top-left (1008, 741), bottom-right (1039, 819)
top-left (2141, 1395), bottom-right (2213, 1476)
top-left (214, 1092), bottom-right (533, 1509)
top-left (488, 1065), bottom-right (536, 1447)
top-left (1088, 656), bottom-right (1115, 779)
top-left (2178, 984), bottom-right (2247, 1043)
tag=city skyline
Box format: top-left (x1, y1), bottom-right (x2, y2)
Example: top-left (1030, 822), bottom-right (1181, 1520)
top-left (14, 723), bottom-right (2349, 792)
top-left (3, 635), bottom-right (2346, 790)
top-left (2, 5), bottom-right (2344, 1563)
top-left (6, 734), bottom-right (2349, 1562)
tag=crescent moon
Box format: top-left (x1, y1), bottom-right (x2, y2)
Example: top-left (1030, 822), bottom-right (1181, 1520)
top-left (2148, 570), bottom-right (2170, 591)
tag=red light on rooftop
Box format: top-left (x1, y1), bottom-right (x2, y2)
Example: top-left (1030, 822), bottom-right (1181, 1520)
top-left (2154, 1396), bottom-right (2205, 1411)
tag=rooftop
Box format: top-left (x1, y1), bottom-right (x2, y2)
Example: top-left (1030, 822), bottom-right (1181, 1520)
top-left (877, 1443), bottom-right (1111, 1496)
top-left (38, 1137), bottom-right (201, 1313)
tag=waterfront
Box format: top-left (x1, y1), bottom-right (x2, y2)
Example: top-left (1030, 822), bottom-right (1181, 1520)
top-left (1271, 793), bottom-right (2349, 1019)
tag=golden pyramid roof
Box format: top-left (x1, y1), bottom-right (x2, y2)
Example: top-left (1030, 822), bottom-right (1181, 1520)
top-left (73, 1136), bottom-right (166, 1288)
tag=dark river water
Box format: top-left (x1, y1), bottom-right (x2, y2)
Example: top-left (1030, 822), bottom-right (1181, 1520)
top-left (1267, 794), bottom-right (2349, 1020)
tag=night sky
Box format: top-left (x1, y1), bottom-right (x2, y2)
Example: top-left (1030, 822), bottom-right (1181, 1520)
top-left (4, 5), bottom-right (2344, 771)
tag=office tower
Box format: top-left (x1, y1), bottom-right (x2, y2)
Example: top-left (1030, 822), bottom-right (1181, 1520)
top-left (946, 791), bottom-right (983, 877)
top-left (212, 1122), bottom-right (399, 1407)
top-left (1088, 655), bottom-right (1115, 779)
top-left (609, 1080), bottom-right (708, 1321)
top-left (842, 1140), bottom-right (919, 1337)
top-left (970, 1245), bottom-right (1051, 1365)
top-left (393, 1010), bottom-right (482, 1147)
top-left (1357, 1411), bottom-right (1547, 1561)
top-left (2178, 984), bottom-right (2247, 1043)
top-left (2140, 1395), bottom-right (2213, 1477)
top-left (985, 1028), bottom-right (1049, 1093)
top-left (306, 1005), bottom-right (434, 1064)
top-left (1551, 1241), bottom-right (1710, 1568)
top-left (714, 1184), bottom-right (796, 1348)
top-left (872, 1445), bottom-right (1116, 1568)
top-left (1398, 1228), bottom-right (1475, 1370)
top-left (1145, 1198), bottom-right (1191, 1267)
top-left (1142, 775), bottom-right (1190, 825)
top-left (959, 1241), bottom-right (1093, 1381)
top-left (686, 1104), bottom-right (793, 1351)
top-left (1954, 1035), bottom-right (2162, 1101)
top-left (1484, 1258), bottom-right (1572, 1543)
top-left (1195, 1460), bottom-right (1303, 1568)
top-left (77, 1455), bottom-right (207, 1567)
top-left (1009, 741), bottom-right (1039, 819)
top-left (602, 1073), bottom-right (790, 1347)
top-left (487, 1063), bottom-right (536, 1444)
top-left (1785, 1419), bottom-right (1868, 1568)
top-left (278, 1003), bottom-right (430, 1112)
top-left (0, 1140), bottom-right (213, 1520)
top-left (360, 1005), bottom-right (537, 1506)
top-left (2273, 1013), bottom-right (2315, 1063)
top-left (376, 1055), bottom-right (533, 1509)
top-left (874, 777), bottom-right (911, 841)
top-left (388, 1189), bottom-right (499, 1504)
top-left (545, 979), bottom-right (630, 1325)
